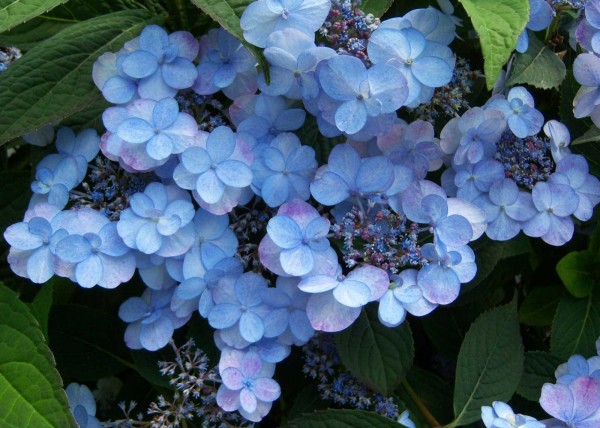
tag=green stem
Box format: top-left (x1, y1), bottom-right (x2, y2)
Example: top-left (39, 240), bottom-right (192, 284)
top-left (401, 379), bottom-right (441, 428)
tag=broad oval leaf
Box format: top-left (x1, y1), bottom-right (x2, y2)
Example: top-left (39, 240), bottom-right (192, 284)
top-left (0, 284), bottom-right (77, 427)
top-left (556, 251), bottom-right (597, 298)
top-left (516, 351), bottom-right (562, 402)
top-left (286, 409), bottom-right (402, 427)
top-left (506, 33), bottom-right (566, 89)
top-left (551, 289), bottom-right (600, 360)
top-left (518, 284), bottom-right (563, 327)
top-left (451, 300), bottom-right (524, 427)
top-left (361, 0), bottom-right (395, 17)
top-left (49, 304), bottom-right (133, 381)
top-left (0, 0), bottom-right (68, 33)
top-left (335, 305), bottom-right (414, 395)
top-left (459, 0), bottom-right (529, 90)
top-left (0, 9), bottom-right (159, 146)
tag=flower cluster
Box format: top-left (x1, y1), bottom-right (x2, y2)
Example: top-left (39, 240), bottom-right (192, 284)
top-left (0, 46), bottom-right (21, 72)
top-left (4, 0), bottom-right (600, 425)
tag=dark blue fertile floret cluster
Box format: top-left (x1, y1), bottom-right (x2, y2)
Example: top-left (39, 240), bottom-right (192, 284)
top-left (5, 0), bottom-right (600, 425)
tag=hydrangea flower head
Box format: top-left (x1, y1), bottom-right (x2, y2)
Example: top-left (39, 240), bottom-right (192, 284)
top-left (516, 0), bottom-right (554, 53)
top-left (485, 86), bottom-right (544, 138)
top-left (66, 383), bottom-right (101, 428)
top-left (217, 348), bottom-right (279, 422)
top-left (316, 54), bottom-right (408, 135)
top-left (573, 53), bottom-right (600, 127)
top-left (117, 182), bottom-right (196, 257)
top-left (235, 94), bottom-right (306, 144)
top-left (310, 143), bottom-right (395, 206)
top-left (540, 376), bottom-right (600, 428)
top-left (368, 26), bottom-right (455, 106)
top-left (208, 272), bottom-right (269, 343)
top-left (377, 269), bottom-right (422, 327)
top-left (173, 126), bottom-right (254, 214)
top-left (4, 203), bottom-right (65, 283)
top-left (523, 181), bottom-right (579, 246)
top-left (119, 288), bottom-right (191, 351)
top-left (119, 25), bottom-right (199, 100)
top-left (259, 198), bottom-right (338, 277)
top-left (194, 28), bottom-right (258, 100)
top-left (481, 401), bottom-right (545, 428)
top-left (102, 98), bottom-right (198, 172)
top-left (264, 200), bottom-right (331, 276)
top-left (53, 208), bottom-right (136, 288)
top-left (30, 156), bottom-right (80, 209)
top-left (300, 264), bottom-right (389, 332)
top-left (240, 0), bottom-right (331, 48)
top-left (260, 28), bottom-right (335, 99)
top-left (252, 132), bottom-right (318, 207)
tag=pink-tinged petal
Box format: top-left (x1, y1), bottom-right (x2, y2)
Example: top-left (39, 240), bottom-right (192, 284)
top-left (276, 198), bottom-right (320, 229)
top-left (347, 265), bottom-right (390, 301)
top-left (216, 385), bottom-right (241, 412)
top-left (169, 31), bottom-right (199, 61)
top-left (258, 234), bottom-right (287, 276)
top-left (254, 378), bottom-right (281, 402)
top-left (241, 352), bottom-right (263, 378)
top-left (221, 367), bottom-right (244, 390)
top-left (240, 388), bottom-right (258, 413)
top-left (540, 383), bottom-right (575, 421)
top-left (306, 291), bottom-right (361, 332)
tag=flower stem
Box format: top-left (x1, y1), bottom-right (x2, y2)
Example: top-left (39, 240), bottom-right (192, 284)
top-left (400, 379), bottom-right (442, 427)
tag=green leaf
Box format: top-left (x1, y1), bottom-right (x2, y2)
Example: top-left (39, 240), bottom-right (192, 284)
top-left (361, 0), bottom-right (394, 17)
top-left (287, 385), bottom-right (328, 421)
top-left (0, 171), bottom-right (30, 233)
top-left (506, 33), bottom-right (566, 89)
top-left (0, 9), bottom-right (158, 146)
top-left (28, 283), bottom-right (53, 340)
top-left (0, 284), bottom-right (77, 427)
top-left (131, 349), bottom-right (172, 389)
top-left (572, 125), bottom-right (600, 145)
top-left (464, 235), bottom-right (532, 290)
top-left (335, 305), bottom-right (414, 395)
top-left (556, 251), bottom-right (598, 298)
top-left (516, 351), bottom-right (562, 402)
top-left (0, 19), bottom-right (72, 52)
top-left (458, 0), bottom-right (529, 90)
top-left (518, 285), bottom-right (563, 327)
top-left (49, 0), bottom-right (165, 19)
top-left (286, 409), bottom-right (402, 428)
top-left (0, 0), bottom-right (68, 33)
top-left (572, 137), bottom-right (600, 177)
top-left (189, 0), bottom-right (270, 81)
top-left (451, 300), bottom-right (524, 427)
top-left (405, 367), bottom-right (453, 424)
top-left (551, 288), bottom-right (600, 360)
top-left (49, 304), bottom-right (133, 381)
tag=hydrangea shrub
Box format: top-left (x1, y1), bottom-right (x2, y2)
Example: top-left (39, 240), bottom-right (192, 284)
top-left (1, 0), bottom-right (600, 427)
